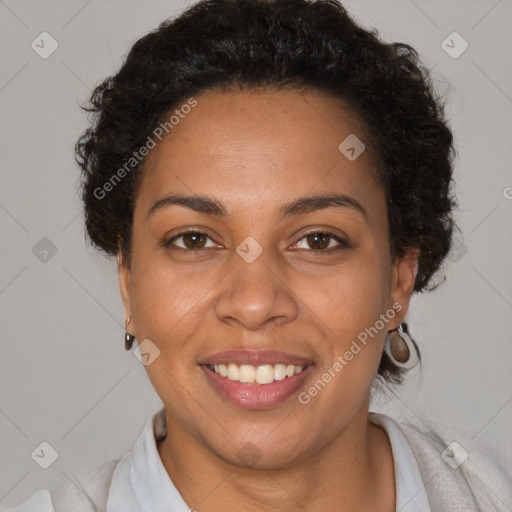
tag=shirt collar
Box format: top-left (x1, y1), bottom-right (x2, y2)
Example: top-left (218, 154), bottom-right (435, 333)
top-left (107, 407), bottom-right (190, 512)
top-left (369, 412), bottom-right (432, 512)
top-left (108, 408), bottom-right (431, 511)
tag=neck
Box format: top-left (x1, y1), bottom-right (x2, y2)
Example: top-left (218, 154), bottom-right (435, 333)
top-left (157, 406), bottom-right (395, 512)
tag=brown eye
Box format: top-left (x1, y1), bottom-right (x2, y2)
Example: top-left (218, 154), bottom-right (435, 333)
top-left (293, 230), bottom-right (348, 252)
top-left (182, 232), bottom-right (207, 248)
top-left (165, 231), bottom-right (216, 250)
top-left (307, 232), bottom-right (330, 250)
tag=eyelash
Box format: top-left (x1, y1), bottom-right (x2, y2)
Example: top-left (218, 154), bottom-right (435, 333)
top-left (163, 229), bottom-right (348, 253)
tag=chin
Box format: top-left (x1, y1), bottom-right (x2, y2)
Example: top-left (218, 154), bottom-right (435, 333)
top-left (207, 433), bottom-right (311, 470)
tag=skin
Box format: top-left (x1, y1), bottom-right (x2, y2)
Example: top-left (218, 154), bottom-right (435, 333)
top-left (118, 88), bottom-right (418, 512)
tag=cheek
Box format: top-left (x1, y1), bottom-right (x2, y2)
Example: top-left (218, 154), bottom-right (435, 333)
top-left (128, 259), bottom-right (212, 409)
top-left (129, 247), bottom-right (220, 356)
top-left (302, 250), bottom-right (391, 396)
top-left (315, 250), bottom-right (391, 333)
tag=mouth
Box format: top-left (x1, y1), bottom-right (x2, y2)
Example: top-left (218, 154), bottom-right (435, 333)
top-left (199, 350), bottom-right (314, 409)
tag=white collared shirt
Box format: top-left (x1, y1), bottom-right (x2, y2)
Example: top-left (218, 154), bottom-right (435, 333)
top-left (369, 412), bottom-right (432, 512)
top-left (1, 409), bottom-right (431, 512)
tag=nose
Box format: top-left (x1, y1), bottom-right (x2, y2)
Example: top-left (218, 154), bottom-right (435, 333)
top-left (214, 246), bottom-right (299, 331)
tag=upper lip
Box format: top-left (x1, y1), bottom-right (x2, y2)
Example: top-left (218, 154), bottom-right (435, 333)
top-left (198, 350), bottom-right (314, 366)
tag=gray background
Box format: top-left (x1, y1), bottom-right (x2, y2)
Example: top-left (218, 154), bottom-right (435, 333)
top-left (1, 0), bottom-right (511, 507)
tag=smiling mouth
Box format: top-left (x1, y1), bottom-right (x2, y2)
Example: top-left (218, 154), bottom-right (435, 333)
top-left (206, 363), bottom-right (308, 385)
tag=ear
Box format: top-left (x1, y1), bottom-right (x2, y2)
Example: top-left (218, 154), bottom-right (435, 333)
top-left (117, 249), bottom-right (132, 328)
top-left (389, 248), bottom-right (418, 328)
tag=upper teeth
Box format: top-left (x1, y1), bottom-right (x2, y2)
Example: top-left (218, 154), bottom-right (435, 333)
top-left (211, 363), bottom-right (305, 384)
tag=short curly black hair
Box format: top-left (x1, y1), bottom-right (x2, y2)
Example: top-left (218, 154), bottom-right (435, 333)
top-left (75, 0), bottom-right (456, 383)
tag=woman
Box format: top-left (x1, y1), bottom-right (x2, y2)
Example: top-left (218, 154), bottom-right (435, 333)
top-left (3, 0), bottom-right (511, 510)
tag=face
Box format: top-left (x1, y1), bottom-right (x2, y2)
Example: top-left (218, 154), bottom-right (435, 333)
top-left (118, 88), bottom-right (417, 468)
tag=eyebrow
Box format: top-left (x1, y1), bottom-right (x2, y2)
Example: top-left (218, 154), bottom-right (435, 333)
top-left (147, 193), bottom-right (367, 220)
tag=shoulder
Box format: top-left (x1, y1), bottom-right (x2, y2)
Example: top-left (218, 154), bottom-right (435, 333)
top-left (0, 460), bottom-right (119, 512)
top-left (0, 490), bottom-right (55, 512)
top-left (396, 415), bottom-right (512, 511)
top-left (53, 459), bottom-right (119, 512)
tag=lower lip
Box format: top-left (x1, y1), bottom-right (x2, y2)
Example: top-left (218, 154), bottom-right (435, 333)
top-left (201, 365), bottom-right (314, 409)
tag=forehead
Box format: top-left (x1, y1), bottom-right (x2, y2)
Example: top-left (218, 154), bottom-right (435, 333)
top-left (135, 88), bottom-right (383, 221)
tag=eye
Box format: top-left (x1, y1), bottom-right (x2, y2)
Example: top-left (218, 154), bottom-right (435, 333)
top-left (164, 230), bottom-right (218, 250)
top-left (291, 230), bottom-right (348, 252)
top-left (163, 229), bottom-right (348, 253)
